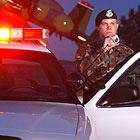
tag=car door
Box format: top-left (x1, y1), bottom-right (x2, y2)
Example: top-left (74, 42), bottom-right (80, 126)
top-left (92, 58), bottom-right (140, 140)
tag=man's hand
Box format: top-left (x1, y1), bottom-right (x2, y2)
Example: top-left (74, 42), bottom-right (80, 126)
top-left (103, 36), bottom-right (118, 52)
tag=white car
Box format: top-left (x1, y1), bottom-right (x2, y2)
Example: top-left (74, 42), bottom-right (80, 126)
top-left (85, 52), bottom-right (140, 140)
top-left (0, 28), bottom-right (140, 140)
top-left (0, 28), bottom-right (90, 140)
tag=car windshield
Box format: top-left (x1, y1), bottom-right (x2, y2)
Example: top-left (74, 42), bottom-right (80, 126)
top-left (0, 49), bottom-right (78, 104)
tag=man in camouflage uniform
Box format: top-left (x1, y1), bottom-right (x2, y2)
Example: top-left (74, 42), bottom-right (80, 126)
top-left (75, 9), bottom-right (134, 103)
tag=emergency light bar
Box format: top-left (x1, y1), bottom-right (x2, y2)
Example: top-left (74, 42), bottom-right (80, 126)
top-left (0, 28), bottom-right (49, 40)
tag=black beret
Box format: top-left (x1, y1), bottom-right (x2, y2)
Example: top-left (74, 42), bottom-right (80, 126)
top-left (95, 9), bottom-right (117, 27)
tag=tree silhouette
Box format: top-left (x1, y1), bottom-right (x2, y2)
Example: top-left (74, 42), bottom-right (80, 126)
top-left (118, 6), bottom-right (140, 52)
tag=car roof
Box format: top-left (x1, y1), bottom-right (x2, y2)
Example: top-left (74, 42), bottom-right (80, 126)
top-left (0, 42), bottom-right (51, 53)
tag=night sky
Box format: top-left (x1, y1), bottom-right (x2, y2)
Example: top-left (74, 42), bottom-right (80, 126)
top-left (48, 0), bottom-right (140, 60)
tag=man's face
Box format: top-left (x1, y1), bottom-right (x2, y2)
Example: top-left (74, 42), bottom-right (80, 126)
top-left (97, 18), bottom-right (119, 40)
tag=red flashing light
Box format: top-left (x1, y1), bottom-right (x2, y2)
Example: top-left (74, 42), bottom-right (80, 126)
top-left (24, 28), bottom-right (42, 40)
top-left (15, 28), bottom-right (49, 40)
top-left (79, 1), bottom-right (94, 10)
top-left (0, 28), bottom-right (49, 41)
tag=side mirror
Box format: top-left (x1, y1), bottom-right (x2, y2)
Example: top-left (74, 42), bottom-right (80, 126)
top-left (111, 85), bottom-right (140, 106)
top-left (66, 72), bottom-right (84, 92)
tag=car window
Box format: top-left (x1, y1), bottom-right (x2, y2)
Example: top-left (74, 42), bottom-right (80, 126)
top-left (97, 58), bottom-right (140, 107)
top-left (117, 65), bottom-right (140, 87)
top-left (2, 58), bottom-right (50, 85)
top-left (0, 49), bottom-right (78, 104)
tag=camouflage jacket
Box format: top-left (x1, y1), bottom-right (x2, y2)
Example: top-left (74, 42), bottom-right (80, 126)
top-left (74, 40), bottom-right (134, 87)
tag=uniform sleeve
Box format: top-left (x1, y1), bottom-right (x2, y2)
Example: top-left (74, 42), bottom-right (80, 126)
top-left (74, 42), bottom-right (108, 82)
top-left (87, 44), bottom-right (134, 83)
top-left (119, 44), bottom-right (134, 56)
top-left (86, 44), bottom-right (135, 85)
top-left (74, 43), bottom-right (92, 75)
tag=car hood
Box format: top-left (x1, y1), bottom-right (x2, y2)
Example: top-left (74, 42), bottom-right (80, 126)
top-left (0, 101), bottom-right (79, 140)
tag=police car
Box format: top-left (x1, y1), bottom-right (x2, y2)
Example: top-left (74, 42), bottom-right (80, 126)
top-left (0, 28), bottom-right (91, 140)
top-left (0, 27), bottom-right (140, 140)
